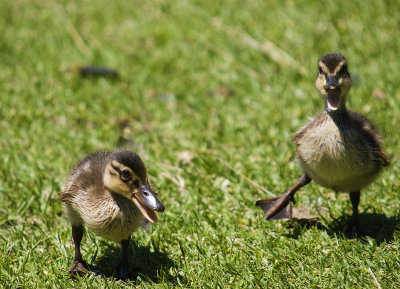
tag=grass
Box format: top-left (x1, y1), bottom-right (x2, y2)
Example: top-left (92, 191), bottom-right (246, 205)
top-left (0, 0), bottom-right (399, 287)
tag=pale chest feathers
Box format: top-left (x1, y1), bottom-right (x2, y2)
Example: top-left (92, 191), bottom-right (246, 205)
top-left (64, 191), bottom-right (143, 242)
top-left (295, 117), bottom-right (380, 192)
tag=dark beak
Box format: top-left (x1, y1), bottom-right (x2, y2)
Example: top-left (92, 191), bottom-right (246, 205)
top-left (324, 75), bottom-right (341, 111)
top-left (137, 184), bottom-right (165, 212)
top-left (324, 75), bottom-right (340, 89)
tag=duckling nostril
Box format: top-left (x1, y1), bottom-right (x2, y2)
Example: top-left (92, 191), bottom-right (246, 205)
top-left (143, 191), bottom-right (149, 197)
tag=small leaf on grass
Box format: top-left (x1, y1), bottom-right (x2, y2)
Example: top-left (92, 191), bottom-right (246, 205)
top-left (209, 86), bottom-right (235, 98)
top-left (176, 151), bottom-right (194, 165)
top-left (372, 88), bottom-right (385, 100)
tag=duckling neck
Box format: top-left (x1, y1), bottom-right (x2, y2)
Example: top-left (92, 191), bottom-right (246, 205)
top-left (325, 104), bottom-right (349, 125)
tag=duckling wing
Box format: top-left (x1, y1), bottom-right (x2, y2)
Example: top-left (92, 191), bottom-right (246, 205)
top-left (59, 191), bottom-right (75, 203)
top-left (349, 111), bottom-right (389, 167)
top-left (376, 151), bottom-right (389, 167)
top-left (60, 152), bottom-right (109, 203)
top-left (291, 113), bottom-right (324, 144)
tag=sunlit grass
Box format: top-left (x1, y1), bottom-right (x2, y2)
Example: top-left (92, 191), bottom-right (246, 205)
top-left (0, 0), bottom-right (399, 288)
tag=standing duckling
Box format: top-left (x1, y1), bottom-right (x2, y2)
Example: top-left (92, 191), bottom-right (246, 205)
top-left (60, 151), bottom-right (165, 278)
top-left (256, 53), bottom-right (388, 237)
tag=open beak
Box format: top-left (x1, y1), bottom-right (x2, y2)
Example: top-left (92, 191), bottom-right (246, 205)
top-left (131, 185), bottom-right (165, 223)
top-left (324, 75), bottom-right (341, 111)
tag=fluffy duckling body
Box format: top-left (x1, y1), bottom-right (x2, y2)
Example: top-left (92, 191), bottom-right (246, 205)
top-left (60, 151), bottom-right (164, 277)
top-left (256, 53), bottom-right (388, 236)
top-left (294, 110), bottom-right (386, 193)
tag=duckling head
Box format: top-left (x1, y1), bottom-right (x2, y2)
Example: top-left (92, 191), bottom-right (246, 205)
top-left (103, 151), bottom-right (165, 223)
top-left (315, 53), bottom-right (352, 113)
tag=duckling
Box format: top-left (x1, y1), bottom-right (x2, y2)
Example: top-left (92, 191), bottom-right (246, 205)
top-left (60, 151), bottom-right (165, 278)
top-left (256, 53), bottom-right (388, 237)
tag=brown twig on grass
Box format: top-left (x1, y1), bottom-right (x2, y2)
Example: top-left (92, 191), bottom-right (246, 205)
top-left (196, 33), bottom-right (269, 82)
top-left (368, 268), bottom-right (382, 289)
top-left (185, 1), bottom-right (307, 76)
top-left (217, 157), bottom-right (275, 197)
top-left (51, 0), bottom-right (91, 57)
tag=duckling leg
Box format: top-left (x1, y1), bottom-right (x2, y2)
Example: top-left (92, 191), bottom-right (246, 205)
top-left (346, 191), bottom-right (362, 238)
top-left (69, 225), bottom-right (89, 273)
top-left (256, 174), bottom-right (311, 220)
top-left (116, 237), bottom-right (131, 279)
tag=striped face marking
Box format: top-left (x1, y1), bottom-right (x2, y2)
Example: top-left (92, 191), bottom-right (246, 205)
top-left (104, 161), bottom-right (142, 197)
top-left (316, 55), bottom-right (352, 111)
top-left (110, 161), bottom-right (140, 182)
top-left (318, 60), bottom-right (346, 76)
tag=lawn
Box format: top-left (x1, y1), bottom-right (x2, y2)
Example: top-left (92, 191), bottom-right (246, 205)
top-left (0, 0), bottom-right (399, 288)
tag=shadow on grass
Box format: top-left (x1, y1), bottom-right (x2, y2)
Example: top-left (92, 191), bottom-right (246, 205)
top-left (285, 212), bottom-right (400, 244)
top-left (92, 240), bottom-right (182, 284)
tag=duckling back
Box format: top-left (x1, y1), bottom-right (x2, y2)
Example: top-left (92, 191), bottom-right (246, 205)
top-left (61, 152), bottom-right (109, 198)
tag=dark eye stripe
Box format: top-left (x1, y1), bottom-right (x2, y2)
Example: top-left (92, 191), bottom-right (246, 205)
top-left (337, 63), bottom-right (348, 74)
top-left (111, 163), bottom-right (120, 172)
top-left (318, 66), bottom-right (328, 76)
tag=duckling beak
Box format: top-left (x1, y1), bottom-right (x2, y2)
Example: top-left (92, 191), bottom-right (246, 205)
top-left (325, 75), bottom-right (341, 111)
top-left (131, 185), bottom-right (165, 223)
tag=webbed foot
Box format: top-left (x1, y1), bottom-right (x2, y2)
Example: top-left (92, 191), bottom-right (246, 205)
top-left (256, 193), bottom-right (294, 220)
top-left (69, 260), bottom-right (102, 276)
top-left (116, 262), bottom-right (131, 280)
top-left (256, 174), bottom-right (311, 220)
top-left (69, 260), bottom-right (90, 274)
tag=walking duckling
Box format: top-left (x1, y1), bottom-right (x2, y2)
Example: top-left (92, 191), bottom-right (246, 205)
top-left (256, 53), bottom-right (388, 237)
top-left (60, 151), bottom-right (165, 278)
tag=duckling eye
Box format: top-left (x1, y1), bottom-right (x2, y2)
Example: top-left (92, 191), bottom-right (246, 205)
top-left (319, 66), bottom-right (323, 74)
top-left (120, 169), bottom-right (131, 181)
top-left (339, 65), bottom-right (348, 75)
